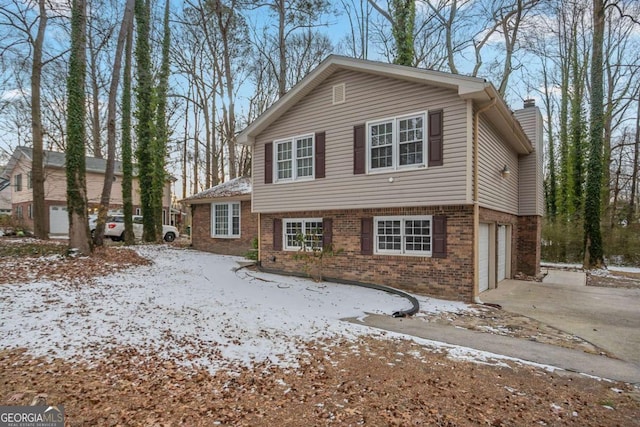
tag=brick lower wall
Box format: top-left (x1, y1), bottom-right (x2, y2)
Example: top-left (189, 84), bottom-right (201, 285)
top-left (260, 206), bottom-right (476, 301)
top-left (517, 215), bottom-right (542, 276)
top-left (191, 200), bottom-right (257, 256)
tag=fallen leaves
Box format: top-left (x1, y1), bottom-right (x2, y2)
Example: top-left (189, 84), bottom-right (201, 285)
top-left (6, 338), bottom-right (638, 426)
top-left (0, 242), bottom-right (151, 286)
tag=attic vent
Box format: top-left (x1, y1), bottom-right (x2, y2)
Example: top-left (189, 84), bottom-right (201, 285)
top-left (332, 83), bottom-right (346, 105)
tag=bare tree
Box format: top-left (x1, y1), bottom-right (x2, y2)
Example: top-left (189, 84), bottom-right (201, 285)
top-left (93, 0), bottom-right (135, 246)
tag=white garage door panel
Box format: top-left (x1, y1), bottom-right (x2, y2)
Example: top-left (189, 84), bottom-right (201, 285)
top-left (497, 225), bottom-right (506, 282)
top-left (49, 205), bottom-right (69, 234)
top-left (479, 224), bottom-right (490, 292)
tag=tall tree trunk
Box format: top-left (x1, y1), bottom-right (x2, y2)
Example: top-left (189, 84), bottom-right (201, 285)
top-left (66, 0), bottom-right (90, 255)
top-left (277, 0), bottom-right (286, 97)
top-left (583, 0), bottom-right (605, 268)
top-left (135, 0), bottom-right (157, 242)
top-left (570, 36), bottom-right (585, 219)
top-left (182, 84), bottom-right (190, 199)
top-left (31, 0), bottom-right (48, 240)
top-left (542, 59), bottom-right (557, 219)
top-left (153, 0), bottom-right (171, 236)
top-left (89, 46), bottom-right (103, 158)
top-left (95, 0), bottom-right (135, 246)
top-left (558, 36), bottom-right (571, 218)
top-left (122, 16), bottom-right (135, 245)
top-left (390, 0), bottom-right (415, 66)
top-left (627, 95), bottom-right (640, 225)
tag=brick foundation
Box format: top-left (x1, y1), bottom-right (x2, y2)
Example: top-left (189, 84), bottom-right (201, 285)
top-left (260, 206), bottom-right (542, 301)
top-left (260, 206), bottom-right (476, 301)
top-left (191, 200), bottom-right (258, 256)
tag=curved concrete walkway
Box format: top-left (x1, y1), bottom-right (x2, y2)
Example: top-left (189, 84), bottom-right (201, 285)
top-left (348, 313), bottom-right (640, 384)
top-left (482, 274), bottom-right (640, 366)
top-left (345, 270), bottom-right (640, 384)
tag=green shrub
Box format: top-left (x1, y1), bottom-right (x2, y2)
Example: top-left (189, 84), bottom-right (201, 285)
top-left (244, 237), bottom-right (258, 261)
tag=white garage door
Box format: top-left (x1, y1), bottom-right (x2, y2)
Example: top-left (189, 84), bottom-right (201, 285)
top-left (497, 225), bottom-right (506, 282)
top-left (49, 205), bottom-right (68, 235)
top-left (478, 223), bottom-right (490, 292)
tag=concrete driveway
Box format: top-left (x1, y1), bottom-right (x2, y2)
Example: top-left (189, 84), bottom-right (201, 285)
top-left (481, 271), bottom-right (640, 366)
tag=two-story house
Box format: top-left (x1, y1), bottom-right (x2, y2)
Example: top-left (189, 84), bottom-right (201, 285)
top-left (2, 146), bottom-right (174, 235)
top-left (238, 55), bottom-right (543, 302)
top-left (0, 175), bottom-right (11, 215)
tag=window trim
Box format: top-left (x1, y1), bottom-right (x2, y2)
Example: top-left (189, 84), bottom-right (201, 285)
top-left (283, 218), bottom-right (323, 251)
top-left (27, 171), bottom-right (32, 189)
top-left (374, 215), bottom-right (433, 256)
top-left (211, 201), bottom-right (241, 239)
top-left (366, 111), bottom-right (427, 174)
top-left (14, 174), bottom-right (22, 192)
top-left (273, 133), bottom-right (315, 183)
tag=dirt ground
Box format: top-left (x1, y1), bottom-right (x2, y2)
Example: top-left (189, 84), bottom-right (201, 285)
top-left (1, 239), bottom-right (639, 425)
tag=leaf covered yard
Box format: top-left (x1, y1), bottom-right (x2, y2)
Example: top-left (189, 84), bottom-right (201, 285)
top-left (0, 240), bottom-right (638, 425)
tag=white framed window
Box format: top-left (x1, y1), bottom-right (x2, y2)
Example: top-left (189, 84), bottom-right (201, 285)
top-left (375, 216), bottom-right (432, 256)
top-left (27, 171), bottom-right (32, 189)
top-left (211, 202), bottom-right (240, 238)
top-left (16, 206), bottom-right (23, 218)
top-left (274, 134), bottom-right (314, 182)
top-left (28, 204), bottom-right (33, 219)
top-left (283, 218), bottom-right (323, 250)
top-left (14, 174), bottom-right (22, 192)
top-left (367, 112), bottom-right (426, 172)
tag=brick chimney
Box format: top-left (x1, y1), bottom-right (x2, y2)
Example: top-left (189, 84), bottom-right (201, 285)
top-left (513, 100), bottom-right (543, 277)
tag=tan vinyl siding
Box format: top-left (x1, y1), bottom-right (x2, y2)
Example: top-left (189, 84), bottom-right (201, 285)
top-left (253, 69), bottom-right (471, 213)
top-left (10, 157), bottom-right (32, 204)
top-left (514, 107), bottom-right (544, 216)
top-left (477, 116), bottom-right (519, 214)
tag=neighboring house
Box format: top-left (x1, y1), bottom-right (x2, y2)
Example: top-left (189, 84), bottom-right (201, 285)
top-left (182, 177), bottom-right (257, 256)
top-left (1, 147), bottom-right (174, 235)
top-left (238, 55), bottom-right (543, 302)
top-left (0, 175), bottom-right (11, 215)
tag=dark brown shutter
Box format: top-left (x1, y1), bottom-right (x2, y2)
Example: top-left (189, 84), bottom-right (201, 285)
top-left (353, 124), bottom-right (366, 174)
top-left (273, 218), bottom-right (282, 251)
top-left (322, 218), bottom-right (333, 248)
top-left (432, 215), bottom-right (447, 258)
top-left (265, 142), bottom-right (273, 184)
top-left (428, 110), bottom-right (443, 167)
top-left (361, 217), bottom-right (373, 255)
top-left (315, 132), bottom-right (326, 179)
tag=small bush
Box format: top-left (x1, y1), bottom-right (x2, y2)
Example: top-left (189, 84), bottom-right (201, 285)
top-left (244, 237), bottom-right (258, 261)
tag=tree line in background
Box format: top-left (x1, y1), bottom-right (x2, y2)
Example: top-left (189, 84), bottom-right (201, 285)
top-left (0, 0), bottom-right (639, 265)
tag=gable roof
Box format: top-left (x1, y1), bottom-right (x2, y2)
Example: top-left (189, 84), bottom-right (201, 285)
top-left (1, 146), bottom-right (138, 177)
top-left (237, 55), bottom-right (533, 154)
top-left (182, 177), bottom-right (252, 204)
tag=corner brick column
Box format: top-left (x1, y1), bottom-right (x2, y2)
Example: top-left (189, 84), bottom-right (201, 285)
top-left (517, 215), bottom-right (541, 276)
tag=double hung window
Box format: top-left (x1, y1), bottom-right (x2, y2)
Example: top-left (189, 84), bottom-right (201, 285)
top-left (14, 174), bottom-right (22, 192)
top-left (368, 113), bottom-right (425, 172)
top-left (212, 202), bottom-right (240, 238)
top-left (375, 216), bottom-right (432, 256)
top-left (275, 135), bottom-right (314, 182)
top-left (283, 218), bottom-right (323, 250)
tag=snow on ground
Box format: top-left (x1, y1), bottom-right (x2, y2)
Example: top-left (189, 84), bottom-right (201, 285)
top-left (0, 246), bottom-right (547, 373)
top-left (542, 260), bottom-right (640, 274)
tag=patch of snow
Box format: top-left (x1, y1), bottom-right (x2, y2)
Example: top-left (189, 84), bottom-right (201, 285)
top-left (0, 245), bottom-right (568, 375)
top-left (607, 265), bottom-right (640, 274)
top-left (542, 261), bottom-right (583, 270)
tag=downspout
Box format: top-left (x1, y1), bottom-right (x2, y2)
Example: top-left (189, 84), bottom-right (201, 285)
top-left (257, 212), bottom-right (261, 266)
top-left (473, 97), bottom-right (497, 304)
